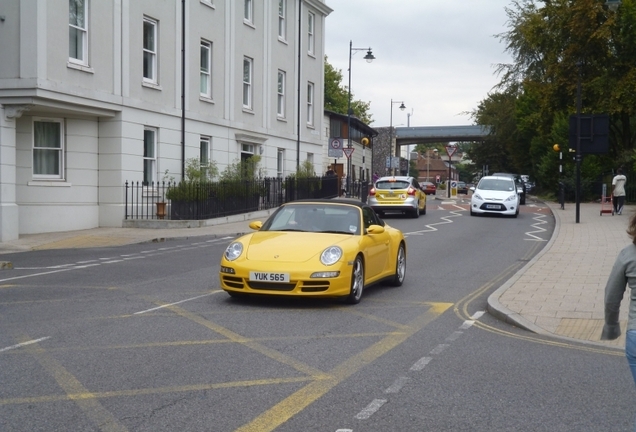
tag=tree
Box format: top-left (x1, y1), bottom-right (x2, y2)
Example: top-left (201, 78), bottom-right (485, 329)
top-left (324, 57), bottom-right (373, 124)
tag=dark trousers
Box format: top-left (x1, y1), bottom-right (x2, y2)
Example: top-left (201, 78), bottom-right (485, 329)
top-left (613, 195), bottom-right (625, 214)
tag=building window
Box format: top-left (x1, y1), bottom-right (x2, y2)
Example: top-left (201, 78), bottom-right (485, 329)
top-left (69, 0), bottom-right (88, 64)
top-left (244, 0), bottom-right (253, 24)
top-left (200, 136), bottom-right (211, 176)
top-left (278, 0), bottom-right (286, 40)
top-left (200, 40), bottom-right (212, 98)
top-left (143, 17), bottom-right (158, 83)
top-left (277, 70), bottom-right (285, 118)
top-left (243, 57), bottom-right (253, 109)
top-left (307, 82), bottom-right (314, 126)
top-left (307, 12), bottom-right (315, 55)
top-left (33, 119), bottom-right (64, 179)
top-left (143, 128), bottom-right (157, 185)
top-left (277, 149), bottom-right (284, 178)
top-left (307, 153), bottom-right (314, 165)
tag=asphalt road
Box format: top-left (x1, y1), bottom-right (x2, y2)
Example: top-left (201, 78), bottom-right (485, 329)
top-left (0, 197), bottom-right (634, 431)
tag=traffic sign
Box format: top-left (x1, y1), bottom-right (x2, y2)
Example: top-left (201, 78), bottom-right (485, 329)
top-left (328, 137), bottom-right (344, 158)
top-left (343, 147), bottom-right (355, 158)
top-left (445, 145), bottom-right (457, 158)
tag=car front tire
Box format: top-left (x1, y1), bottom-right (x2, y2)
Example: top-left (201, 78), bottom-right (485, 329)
top-left (388, 243), bottom-right (406, 286)
top-left (345, 255), bottom-right (365, 304)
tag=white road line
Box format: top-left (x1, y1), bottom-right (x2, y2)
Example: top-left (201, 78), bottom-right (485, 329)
top-left (404, 210), bottom-right (463, 235)
top-left (0, 267), bottom-right (77, 282)
top-left (471, 311), bottom-right (485, 320)
top-left (133, 292), bottom-right (221, 315)
top-left (430, 344), bottom-right (449, 355)
top-left (410, 356), bottom-right (432, 371)
top-left (384, 376), bottom-right (410, 394)
top-left (354, 399), bottom-right (387, 420)
top-left (0, 337), bottom-right (50, 353)
top-left (460, 320), bottom-right (475, 330)
top-left (525, 213), bottom-right (548, 241)
top-left (445, 331), bottom-right (463, 342)
top-left (335, 430), bottom-right (353, 432)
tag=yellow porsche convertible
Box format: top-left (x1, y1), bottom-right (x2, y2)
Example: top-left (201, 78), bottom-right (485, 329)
top-left (219, 199), bottom-right (406, 304)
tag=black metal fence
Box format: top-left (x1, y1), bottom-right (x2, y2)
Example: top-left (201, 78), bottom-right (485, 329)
top-left (124, 175), bottom-right (369, 221)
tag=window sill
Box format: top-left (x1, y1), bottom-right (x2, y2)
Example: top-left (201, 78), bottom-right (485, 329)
top-left (243, 20), bottom-right (255, 29)
top-left (142, 81), bottom-right (162, 91)
top-left (67, 62), bottom-right (94, 74)
top-left (242, 108), bottom-right (255, 115)
top-left (278, 37), bottom-right (288, 45)
top-left (307, 52), bottom-right (317, 59)
top-left (277, 116), bottom-right (287, 122)
top-left (199, 96), bottom-right (215, 104)
top-left (28, 181), bottom-right (72, 187)
top-left (200, 0), bottom-right (215, 9)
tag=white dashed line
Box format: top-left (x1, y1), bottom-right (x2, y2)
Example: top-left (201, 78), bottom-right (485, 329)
top-left (471, 311), bottom-right (485, 320)
top-left (355, 399), bottom-right (387, 420)
top-left (410, 356), bottom-right (433, 371)
top-left (445, 331), bottom-right (463, 342)
top-left (133, 292), bottom-right (221, 315)
top-left (460, 320), bottom-right (475, 330)
top-left (430, 344), bottom-right (450, 355)
top-left (384, 376), bottom-right (410, 394)
top-left (0, 337), bottom-right (50, 353)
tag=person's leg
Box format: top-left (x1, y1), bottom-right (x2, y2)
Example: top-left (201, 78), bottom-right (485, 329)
top-left (627, 330), bottom-right (636, 432)
top-left (613, 195), bottom-right (619, 213)
top-left (618, 196), bottom-right (625, 215)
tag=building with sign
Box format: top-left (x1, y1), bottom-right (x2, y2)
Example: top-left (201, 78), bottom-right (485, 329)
top-left (323, 110), bottom-right (378, 186)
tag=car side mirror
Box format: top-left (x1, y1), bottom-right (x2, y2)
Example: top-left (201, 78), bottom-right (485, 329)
top-left (366, 225), bottom-right (385, 235)
top-left (249, 221), bottom-right (263, 230)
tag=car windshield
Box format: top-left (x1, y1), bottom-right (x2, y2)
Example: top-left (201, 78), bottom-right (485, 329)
top-left (261, 204), bottom-right (360, 235)
top-left (376, 180), bottom-right (410, 190)
top-left (478, 179), bottom-right (515, 192)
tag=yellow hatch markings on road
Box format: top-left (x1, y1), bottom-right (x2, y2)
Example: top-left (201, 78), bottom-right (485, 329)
top-left (17, 334), bottom-right (129, 432)
top-left (0, 377), bottom-right (314, 406)
top-left (235, 302), bottom-right (452, 432)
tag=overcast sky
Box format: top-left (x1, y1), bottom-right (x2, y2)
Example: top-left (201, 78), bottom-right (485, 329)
top-left (324, 0), bottom-right (514, 128)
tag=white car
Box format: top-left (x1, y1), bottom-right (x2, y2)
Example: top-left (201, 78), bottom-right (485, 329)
top-left (470, 175), bottom-right (520, 218)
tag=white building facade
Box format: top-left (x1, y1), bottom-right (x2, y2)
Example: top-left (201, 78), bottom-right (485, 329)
top-left (0, 0), bottom-right (332, 240)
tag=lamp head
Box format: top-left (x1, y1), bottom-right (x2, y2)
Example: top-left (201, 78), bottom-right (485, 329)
top-left (364, 49), bottom-right (375, 63)
top-left (399, 103), bottom-right (406, 111)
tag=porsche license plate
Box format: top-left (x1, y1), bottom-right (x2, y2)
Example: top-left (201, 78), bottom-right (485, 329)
top-left (249, 272), bottom-right (290, 282)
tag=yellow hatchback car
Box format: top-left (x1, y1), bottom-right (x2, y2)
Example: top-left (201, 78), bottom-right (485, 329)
top-left (368, 176), bottom-right (427, 218)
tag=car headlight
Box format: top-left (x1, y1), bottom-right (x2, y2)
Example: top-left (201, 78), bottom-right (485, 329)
top-left (504, 194), bottom-right (517, 202)
top-left (320, 246), bottom-right (342, 266)
top-left (224, 242), bottom-right (243, 261)
top-left (473, 193), bottom-right (483, 200)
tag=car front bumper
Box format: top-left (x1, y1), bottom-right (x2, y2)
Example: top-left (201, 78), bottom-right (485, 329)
top-left (471, 199), bottom-right (517, 215)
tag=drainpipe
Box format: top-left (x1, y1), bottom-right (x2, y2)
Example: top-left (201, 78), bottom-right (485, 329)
top-left (296, 0), bottom-right (302, 172)
top-left (180, 0), bottom-right (186, 178)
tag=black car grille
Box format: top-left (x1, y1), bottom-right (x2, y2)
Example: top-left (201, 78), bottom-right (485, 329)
top-left (301, 281), bottom-right (330, 292)
top-left (479, 203), bottom-right (506, 211)
top-left (247, 281), bottom-right (296, 291)
top-left (222, 276), bottom-right (244, 289)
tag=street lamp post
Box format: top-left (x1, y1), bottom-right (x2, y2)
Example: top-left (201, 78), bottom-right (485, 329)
top-left (389, 99), bottom-right (406, 175)
top-left (346, 40), bottom-right (375, 196)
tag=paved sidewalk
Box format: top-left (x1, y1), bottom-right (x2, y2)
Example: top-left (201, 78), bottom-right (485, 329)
top-left (0, 201), bottom-right (630, 349)
top-left (488, 201), bottom-right (629, 349)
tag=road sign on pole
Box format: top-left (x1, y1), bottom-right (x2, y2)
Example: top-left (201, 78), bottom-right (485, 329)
top-left (343, 147), bottom-right (355, 159)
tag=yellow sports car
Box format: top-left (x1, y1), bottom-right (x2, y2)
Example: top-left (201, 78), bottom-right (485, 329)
top-left (219, 199), bottom-right (406, 304)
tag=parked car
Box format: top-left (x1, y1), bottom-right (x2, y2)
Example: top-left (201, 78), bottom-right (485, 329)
top-left (369, 176), bottom-right (427, 218)
top-left (219, 199), bottom-right (406, 304)
top-left (456, 181), bottom-right (468, 194)
top-left (492, 172), bottom-right (526, 205)
top-left (470, 175), bottom-right (520, 218)
top-left (420, 181), bottom-right (437, 195)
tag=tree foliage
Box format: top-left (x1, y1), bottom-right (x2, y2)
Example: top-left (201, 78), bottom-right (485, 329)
top-left (324, 57), bottom-right (373, 124)
top-left (470, 0), bottom-right (636, 196)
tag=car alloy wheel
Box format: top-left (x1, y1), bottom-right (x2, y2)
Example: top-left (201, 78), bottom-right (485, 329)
top-left (346, 255), bottom-right (365, 304)
top-left (389, 243), bottom-right (406, 286)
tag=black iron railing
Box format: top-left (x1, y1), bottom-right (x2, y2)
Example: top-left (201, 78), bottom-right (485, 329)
top-left (123, 175), bottom-right (366, 221)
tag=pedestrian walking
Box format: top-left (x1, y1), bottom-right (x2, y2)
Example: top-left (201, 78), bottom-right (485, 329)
top-left (601, 210), bottom-right (636, 430)
top-left (613, 168), bottom-right (627, 215)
